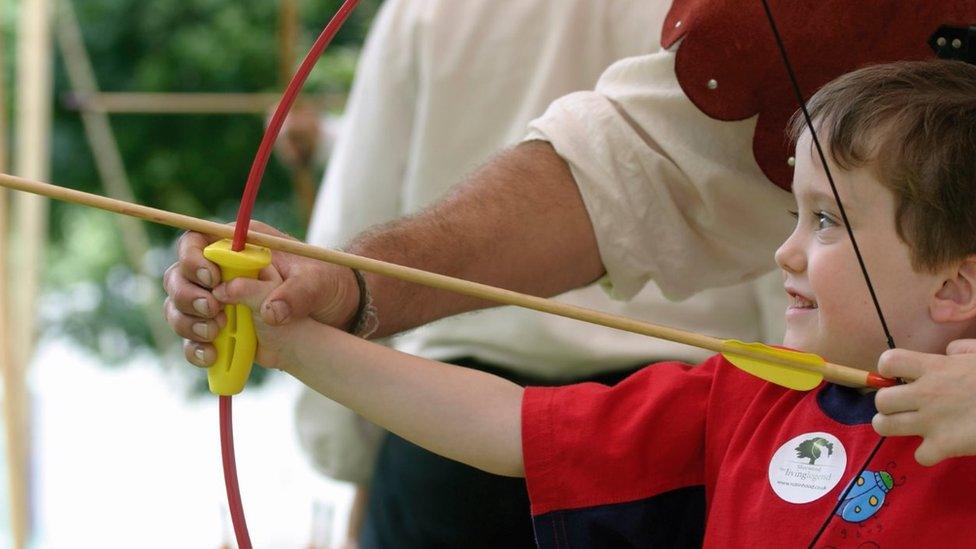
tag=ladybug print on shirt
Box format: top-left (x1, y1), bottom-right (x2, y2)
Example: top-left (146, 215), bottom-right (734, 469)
top-left (836, 470), bottom-right (895, 523)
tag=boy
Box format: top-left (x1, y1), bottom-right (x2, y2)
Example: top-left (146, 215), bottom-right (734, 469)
top-left (189, 60), bottom-right (976, 546)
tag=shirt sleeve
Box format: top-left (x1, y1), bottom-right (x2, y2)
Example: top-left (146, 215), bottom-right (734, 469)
top-left (525, 50), bottom-right (795, 300)
top-left (305, 0), bottom-right (419, 248)
top-left (522, 356), bottom-right (722, 516)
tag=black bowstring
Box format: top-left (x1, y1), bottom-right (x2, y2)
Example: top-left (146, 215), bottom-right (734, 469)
top-left (756, 1), bottom-right (898, 547)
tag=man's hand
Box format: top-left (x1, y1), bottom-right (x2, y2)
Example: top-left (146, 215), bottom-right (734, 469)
top-left (162, 221), bottom-right (360, 368)
top-left (872, 341), bottom-right (976, 466)
top-left (272, 102), bottom-right (323, 170)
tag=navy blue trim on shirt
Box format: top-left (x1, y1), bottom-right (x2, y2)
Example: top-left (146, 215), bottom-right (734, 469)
top-left (532, 486), bottom-right (705, 549)
top-left (817, 383), bottom-right (877, 425)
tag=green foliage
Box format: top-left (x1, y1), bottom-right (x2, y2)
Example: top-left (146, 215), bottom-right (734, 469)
top-left (36, 0), bottom-right (381, 384)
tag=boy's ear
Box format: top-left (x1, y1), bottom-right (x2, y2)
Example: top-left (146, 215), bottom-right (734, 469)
top-left (932, 256), bottom-right (976, 323)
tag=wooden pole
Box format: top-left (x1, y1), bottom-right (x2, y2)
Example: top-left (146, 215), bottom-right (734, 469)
top-left (0, 173), bottom-right (881, 389)
top-left (279, 0), bottom-right (317, 224)
top-left (55, 0), bottom-right (176, 353)
top-left (64, 92), bottom-right (345, 114)
top-left (9, 0), bottom-right (53, 546)
top-left (279, 0), bottom-right (299, 86)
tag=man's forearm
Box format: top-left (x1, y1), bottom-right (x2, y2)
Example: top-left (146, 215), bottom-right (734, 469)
top-left (347, 140), bottom-right (605, 337)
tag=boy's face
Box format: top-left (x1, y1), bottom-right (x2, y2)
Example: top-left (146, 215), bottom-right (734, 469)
top-left (775, 132), bottom-right (949, 371)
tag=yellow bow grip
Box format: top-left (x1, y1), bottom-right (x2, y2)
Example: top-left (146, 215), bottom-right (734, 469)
top-left (202, 239), bottom-right (272, 396)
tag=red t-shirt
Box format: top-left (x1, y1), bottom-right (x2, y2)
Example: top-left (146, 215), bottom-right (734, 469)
top-left (522, 355), bottom-right (976, 547)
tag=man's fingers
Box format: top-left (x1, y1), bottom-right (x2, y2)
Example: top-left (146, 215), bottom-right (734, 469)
top-left (946, 338), bottom-right (976, 356)
top-left (872, 411), bottom-right (923, 437)
top-left (248, 220), bottom-right (297, 241)
top-left (174, 222), bottom-right (292, 290)
top-left (163, 265), bottom-right (220, 319)
top-left (165, 298), bottom-right (222, 342)
top-left (258, 264), bottom-right (285, 284)
top-left (877, 348), bottom-right (928, 380)
top-left (183, 339), bottom-right (215, 368)
top-left (177, 231), bottom-right (222, 288)
top-left (874, 384), bottom-right (920, 415)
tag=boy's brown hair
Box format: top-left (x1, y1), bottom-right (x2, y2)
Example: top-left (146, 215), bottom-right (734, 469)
top-left (789, 59), bottom-right (976, 271)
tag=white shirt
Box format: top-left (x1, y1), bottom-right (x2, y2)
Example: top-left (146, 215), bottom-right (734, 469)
top-left (298, 0), bottom-right (786, 483)
top-left (526, 47), bottom-right (797, 301)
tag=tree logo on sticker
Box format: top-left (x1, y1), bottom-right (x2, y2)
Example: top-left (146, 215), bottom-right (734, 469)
top-left (795, 436), bottom-right (834, 465)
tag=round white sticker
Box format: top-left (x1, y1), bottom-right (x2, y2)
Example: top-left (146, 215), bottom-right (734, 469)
top-left (768, 431), bottom-right (847, 504)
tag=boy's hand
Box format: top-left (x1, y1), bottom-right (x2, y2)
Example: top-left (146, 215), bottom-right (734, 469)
top-left (210, 263), bottom-right (308, 371)
top-left (162, 221), bottom-right (360, 369)
top-left (872, 341), bottom-right (976, 466)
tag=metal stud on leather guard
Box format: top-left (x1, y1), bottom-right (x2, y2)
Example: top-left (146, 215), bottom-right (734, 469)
top-left (203, 239), bottom-right (271, 395)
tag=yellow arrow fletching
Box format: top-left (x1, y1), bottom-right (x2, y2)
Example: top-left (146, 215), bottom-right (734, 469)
top-left (722, 340), bottom-right (824, 391)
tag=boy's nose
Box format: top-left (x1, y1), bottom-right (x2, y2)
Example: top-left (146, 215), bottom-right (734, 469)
top-left (775, 236), bottom-right (806, 274)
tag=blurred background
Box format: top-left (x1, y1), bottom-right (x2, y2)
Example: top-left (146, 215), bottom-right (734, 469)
top-left (0, 0), bottom-right (383, 546)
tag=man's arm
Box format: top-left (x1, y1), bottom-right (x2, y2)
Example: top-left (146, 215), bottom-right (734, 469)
top-left (165, 137), bottom-right (602, 363)
top-left (348, 140), bottom-right (605, 336)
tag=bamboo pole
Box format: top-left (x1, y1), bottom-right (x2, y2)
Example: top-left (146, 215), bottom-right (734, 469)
top-left (55, 0), bottom-right (176, 353)
top-left (0, 3), bottom-right (20, 548)
top-left (279, 0), bottom-right (317, 224)
top-left (64, 92), bottom-right (345, 114)
top-left (0, 172), bottom-right (883, 389)
top-left (279, 0), bottom-right (299, 87)
top-left (9, 0), bottom-right (54, 546)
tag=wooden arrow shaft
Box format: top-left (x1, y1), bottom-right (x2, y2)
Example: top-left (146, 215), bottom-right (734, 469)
top-left (0, 172), bottom-right (879, 388)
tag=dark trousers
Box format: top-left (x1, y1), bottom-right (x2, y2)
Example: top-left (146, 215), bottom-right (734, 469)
top-left (359, 357), bottom-right (649, 549)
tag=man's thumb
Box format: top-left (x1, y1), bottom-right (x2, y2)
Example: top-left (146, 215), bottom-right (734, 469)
top-left (260, 275), bottom-right (323, 326)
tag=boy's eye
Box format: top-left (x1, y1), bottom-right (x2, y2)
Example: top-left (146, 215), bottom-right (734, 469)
top-left (787, 209), bottom-right (837, 230)
top-left (814, 210), bottom-right (837, 231)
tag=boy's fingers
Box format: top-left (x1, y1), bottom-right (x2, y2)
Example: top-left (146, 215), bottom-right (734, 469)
top-left (872, 411), bottom-right (922, 437)
top-left (877, 348), bottom-right (928, 380)
top-left (946, 338), bottom-right (976, 355)
top-left (213, 277), bottom-right (274, 312)
top-left (262, 267), bottom-right (323, 325)
top-left (873, 384), bottom-right (920, 415)
top-left (914, 440), bottom-right (947, 467)
top-left (176, 231), bottom-right (222, 288)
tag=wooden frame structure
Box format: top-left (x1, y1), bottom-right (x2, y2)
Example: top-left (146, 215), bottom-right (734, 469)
top-left (1, 2), bottom-right (345, 547)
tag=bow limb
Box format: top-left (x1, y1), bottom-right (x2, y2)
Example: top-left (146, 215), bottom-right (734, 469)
top-left (215, 3), bottom-right (362, 548)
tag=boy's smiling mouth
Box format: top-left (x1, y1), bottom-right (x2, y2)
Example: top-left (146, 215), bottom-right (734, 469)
top-left (786, 287), bottom-right (818, 311)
